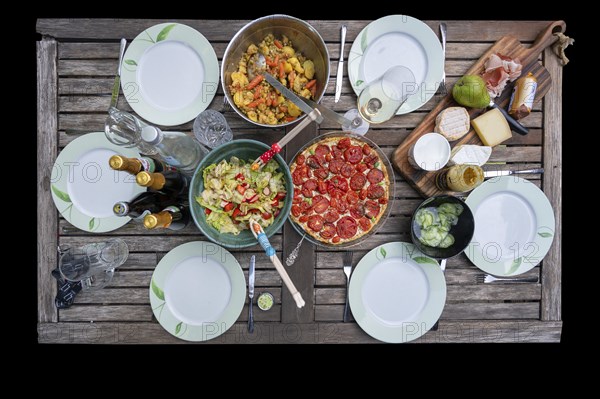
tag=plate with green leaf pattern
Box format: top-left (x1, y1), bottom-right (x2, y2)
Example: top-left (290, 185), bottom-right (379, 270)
top-left (121, 22), bottom-right (219, 126)
top-left (349, 242), bottom-right (446, 343)
top-left (50, 132), bottom-right (146, 233)
top-left (348, 15), bottom-right (443, 115)
top-left (150, 241), bottom-right (246, 342)
top-left (465, 176), bottom-right (555, 276)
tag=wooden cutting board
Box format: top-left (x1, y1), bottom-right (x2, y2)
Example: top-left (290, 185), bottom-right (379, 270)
top-left (392, 20), bottom-right (566, 198)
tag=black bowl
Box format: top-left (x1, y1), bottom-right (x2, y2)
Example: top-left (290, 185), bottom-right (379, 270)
top-left (410, 195), bottom-right (475, 259)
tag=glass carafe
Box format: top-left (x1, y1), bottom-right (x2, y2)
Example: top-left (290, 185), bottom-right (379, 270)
top-left (58, 238), bottom-right (129, 290)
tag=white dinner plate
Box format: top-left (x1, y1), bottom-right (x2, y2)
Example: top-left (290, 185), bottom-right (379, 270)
top-left (349, 242), bottom-right (446, 343)
top-left (465, 176), bottom-right (555, 276)
top-left (50, 132), bottom-right (146, 232)
top-left (150, 241), bottom-right (246, 342)
top-left (348, 15), bottom-right (444, 115)
top-left (121, 23), bottom-right (219, 126)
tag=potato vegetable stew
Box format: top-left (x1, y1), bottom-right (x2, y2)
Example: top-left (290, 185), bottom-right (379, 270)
top-left (229, 34), bottom-right (317, 125)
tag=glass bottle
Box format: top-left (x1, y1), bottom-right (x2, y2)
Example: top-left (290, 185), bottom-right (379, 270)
top-left (104, 107), bottom-right (158, 155)
top-left (435, 164), bottom-right (485, 192)
top-left (140, 126), bottom-right (207, 176)
top-left (109, 154), bottom-right (177, 175)
top-left (113, 191), bottom-right (179, 220)
top-left (135, 171), bottom-right (188, 197)
top-left (143, 205), bottom-right (190, 231)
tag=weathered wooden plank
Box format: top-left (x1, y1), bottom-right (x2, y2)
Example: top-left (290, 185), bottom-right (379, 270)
top-left (74, 287), bottom-right (282, 305)
top-left (59, 235), bottom-right (282, 253)
top-left (86, 268), bottom-right (279, 288)
top-left (38, 19), bottom-right (551, 43)
top-left (541, 49), bottom-right (562, 321)
top-left (59, 305), bottom-right (154, 321)
top-left (74, 288), bottom-right (150, 304)
top-left (117, 253), bottom-right (157, 269)
top-left (37, 37), bottom-right (59, 323)
top-left (381, 144), bottom-right (542, 163)
top-left (281, 123), bottom-right (317, 323)
top-left (56, 58), bottom-right (482, 80)
top-left (38, 320), bottom-right (562, 343)
top-left (316, 267), bottom-right (539, 286)
top-left (59, 304), bottom-right (280, 322)
top-left (58, 41), bottom-right (496, 62)
top-left (316, 284), bottom-right (541, 304)
top-left (60, 218), bottom-right (280, 238)
top-left (315, 302), bottom-right (540, 321)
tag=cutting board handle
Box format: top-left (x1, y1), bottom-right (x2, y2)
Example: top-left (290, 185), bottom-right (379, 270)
top-left (526, 20), bottom-right (567, 60)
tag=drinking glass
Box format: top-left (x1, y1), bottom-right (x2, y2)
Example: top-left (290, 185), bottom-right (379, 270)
top-left (357, 66), bottom-right (417, 124)
top-left (59, 238), bottom-right (129, 290)
top-left (193, 110), bottom-right (233, 149)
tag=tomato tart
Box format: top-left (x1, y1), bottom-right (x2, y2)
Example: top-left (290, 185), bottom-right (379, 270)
top-left (289, 134), bottom-right (392, 246)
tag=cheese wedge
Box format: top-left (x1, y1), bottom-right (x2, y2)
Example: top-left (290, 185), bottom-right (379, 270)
top-left (449, 145), bottom-right (492, 166)
top-left (434, 107), bottom-right (470, 141)
top-left (471, 108), bottom-right (512, 147)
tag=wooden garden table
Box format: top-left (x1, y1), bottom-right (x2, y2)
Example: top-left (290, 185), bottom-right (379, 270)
top-left (36, 19), bottom-right (562, 343)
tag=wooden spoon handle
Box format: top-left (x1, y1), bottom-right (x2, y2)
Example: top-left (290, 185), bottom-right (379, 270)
top-left (525, 20), bottom-right (566, 61)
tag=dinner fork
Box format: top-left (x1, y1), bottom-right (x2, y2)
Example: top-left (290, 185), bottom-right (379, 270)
top-left (342, 251), bottom-right (354, 322)
top-left (476, 274), bottom-right (539, 284)
top-left (222, 96), bottom-right (232, 112)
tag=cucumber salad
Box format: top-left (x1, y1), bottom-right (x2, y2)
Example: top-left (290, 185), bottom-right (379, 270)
top-left (196, 157), bottom-right (287, 235)
top-left (413, 203), bottom-right (463, 248)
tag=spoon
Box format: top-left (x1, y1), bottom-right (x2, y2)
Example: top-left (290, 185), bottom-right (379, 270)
top-left (247, 53), bottom-right (266, 81)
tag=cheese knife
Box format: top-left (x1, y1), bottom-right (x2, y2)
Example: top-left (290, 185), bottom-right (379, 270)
top-left (488, 100), bottom-right (529, 136)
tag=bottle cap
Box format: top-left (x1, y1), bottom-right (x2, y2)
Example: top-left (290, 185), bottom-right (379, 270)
top-left (136, 171), bottom-right (153, 186)
top-left (143, 214), bottom-right (159, 229)
top-left (113, 202), bottom-right (129, 216)
top-left (109, 155), bottom-right (125, 170)
top-left (141, 126), bottom-right (161, 145)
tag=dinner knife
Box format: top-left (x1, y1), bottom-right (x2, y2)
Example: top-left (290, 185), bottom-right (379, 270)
top-left (334, 25), bottom-right (347, 103)
top-left (263, 73), bottom-right (324, 124)
top-left (299, 96), bottom-right (353, 127)
top-left (110, 38), bottom-right (127, 110)
top-left (264, 73), bottom-right (353, 126)
top-left (248, 255), bottom-right (255, 334)
top-left (484, 168), bottom-right (544, 178)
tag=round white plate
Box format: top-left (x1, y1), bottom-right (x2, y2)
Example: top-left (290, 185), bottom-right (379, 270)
top-left (349, 242), bottom-right (446, 343)
top-left (348, 15), bottom-right (443, 115)
top-left (50, 132), bottom-right (146, 232)
top-left (465, 176), bottom-right (555, 276)
top-left (121, 23), bottom-right (219, 126)
top-left (150, 241), bottom-right (246, 342)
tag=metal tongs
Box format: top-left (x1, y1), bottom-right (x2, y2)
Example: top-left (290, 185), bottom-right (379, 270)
top-left (249, 220), bottom-right (305, 308)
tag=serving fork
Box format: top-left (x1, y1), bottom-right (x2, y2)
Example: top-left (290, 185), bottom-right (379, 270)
top-left (342, 251), bottom-right (354, 322)
top-left (476, 274), bottom-right (539, 284)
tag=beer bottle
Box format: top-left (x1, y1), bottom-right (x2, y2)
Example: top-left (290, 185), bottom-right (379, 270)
top-left (135, 171), bottom-right (188, 196)
top-left (143, 205), bottom-right (190, 231)
top-left (113, 191), bottom-right (178, 219)
top-left (109, 154), bottom-right (176, 175)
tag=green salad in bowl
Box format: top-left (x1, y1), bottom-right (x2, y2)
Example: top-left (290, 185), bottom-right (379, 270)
top-left (196, 157), bottom-right (287, 234)
top-left (189, 139), bottom-right (293, 249)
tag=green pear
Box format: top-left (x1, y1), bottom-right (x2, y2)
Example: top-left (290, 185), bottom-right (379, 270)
top-left (452, 75), bottom-right (490, 108)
